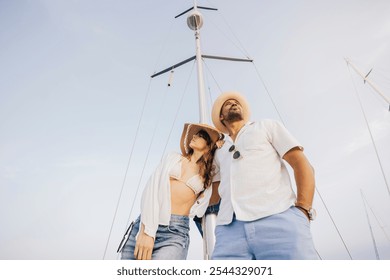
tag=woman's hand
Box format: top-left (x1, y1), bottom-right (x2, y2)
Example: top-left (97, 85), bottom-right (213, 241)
top-left (216, 140), bottom-right (225, 149)
top-left (134, 224), bottom-right (155, 260)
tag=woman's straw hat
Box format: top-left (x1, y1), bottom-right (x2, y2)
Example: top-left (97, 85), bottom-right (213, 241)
top-left (180, 123), bottom-right (221, 156)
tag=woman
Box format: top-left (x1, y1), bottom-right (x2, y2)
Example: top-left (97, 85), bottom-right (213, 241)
top-left (119, 123), bottom-right (221, 260)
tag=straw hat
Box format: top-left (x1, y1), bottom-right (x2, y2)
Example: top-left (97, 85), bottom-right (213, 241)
top-left (211, 91), bottom-right (251, 134)
top-left (180, 123), bottom-right (221, 156)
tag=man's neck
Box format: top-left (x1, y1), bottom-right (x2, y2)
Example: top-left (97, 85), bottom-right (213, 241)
top-left (226, 120), bottom-right (246, 142)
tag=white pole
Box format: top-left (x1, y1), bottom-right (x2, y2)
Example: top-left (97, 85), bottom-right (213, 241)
top-left (194, 29), bottom-right (209, 123)
top-left (187, 3), bottom-right (216, 259)
top-left (345, 58), bottom-right (390, 106)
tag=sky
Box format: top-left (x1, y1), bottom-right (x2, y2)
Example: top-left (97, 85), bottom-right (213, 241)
top-left (0, 0), bottom-right (390, 260)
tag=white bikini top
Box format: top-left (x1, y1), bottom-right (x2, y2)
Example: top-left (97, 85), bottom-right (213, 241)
top-left (169, 159), bottom-right (204, 195)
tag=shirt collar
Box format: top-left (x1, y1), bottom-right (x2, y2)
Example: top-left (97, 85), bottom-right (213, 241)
top-left (225, 121), bottom-right (253, 143)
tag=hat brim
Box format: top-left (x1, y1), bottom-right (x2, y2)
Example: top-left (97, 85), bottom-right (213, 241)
top-left (180, 123), bottom-right (221, 156)
top-left (211, 91), bottom-right (250, 134)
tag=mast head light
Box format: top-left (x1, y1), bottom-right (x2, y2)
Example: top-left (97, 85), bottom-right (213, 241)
top-left (187, 10), bottom-right (203, 30)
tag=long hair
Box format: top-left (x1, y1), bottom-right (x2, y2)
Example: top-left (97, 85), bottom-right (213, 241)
top-left (187, 129), bottom-right (218, 189)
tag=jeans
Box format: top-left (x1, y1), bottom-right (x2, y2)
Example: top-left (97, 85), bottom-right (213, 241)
top-left (211, 206), bottom-right (318, 260)
top-left (120, 214), bottom-right (190, 260)
top-left (193, 202), bottom-right (220, 236)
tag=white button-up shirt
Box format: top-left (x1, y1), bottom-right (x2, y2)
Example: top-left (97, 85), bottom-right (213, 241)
top-left (140, 152), bottom-right (212, 238)
top-left (213, 120), bottom-right (302, 225)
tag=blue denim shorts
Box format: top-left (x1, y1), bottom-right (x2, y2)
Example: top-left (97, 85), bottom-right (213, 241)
top-left (211, 206), bottom-right (318, 260)
top-left (120, 214), bottom-right (190, 260)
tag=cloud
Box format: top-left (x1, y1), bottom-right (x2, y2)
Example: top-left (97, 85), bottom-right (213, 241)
top-left (345, 112), bottom-right (390, 154)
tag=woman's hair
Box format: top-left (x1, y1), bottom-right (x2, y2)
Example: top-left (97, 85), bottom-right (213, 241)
top-left (187, 129), bottom-right (218, 189)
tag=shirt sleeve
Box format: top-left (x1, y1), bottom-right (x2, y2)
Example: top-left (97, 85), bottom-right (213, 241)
top-left (140, 152), bottom-right (173, 238)
top-left (189, 186), bottom-right (213, 218)
top-left (265, 120), bottom-right (303, 158)
top-left (212, 154), bottom-right (221, 182)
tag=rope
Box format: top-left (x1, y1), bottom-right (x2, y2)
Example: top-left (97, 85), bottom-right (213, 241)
top-left (151, 20), bottom-right (176, 75)
top-left (103, 17), bottom-right (177, 259)
top-left (102, 78), bottom-right (153, 259)
top-left (203, 59), bottom-right (223, 93)
top-left (363, 191), bottom-right (390, 242)
top-left (316, 188), bottom-right (353, 259)
top-left (250, 60), bottom-right (354, 259)
top-left (251, 62), bottom-right (285, 125)
top-left (361, 189), bottom-right (380, 259)
top-left (162, 62), bottom-right (196, 156)
top-left (204, 0), bottom-right (251, 59)
top-left (347, 64), bottom-right (390, 197)
top-left (122, 84), bottom-right (171, 232)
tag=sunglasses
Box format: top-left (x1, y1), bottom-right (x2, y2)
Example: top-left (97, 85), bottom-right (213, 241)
top-left (229, 145), bottom-right (241, 159)
top-left (193, 133), bottom-right (206, 140)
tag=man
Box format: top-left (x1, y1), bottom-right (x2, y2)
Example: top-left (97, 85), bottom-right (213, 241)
top-left (210, 91), bottom-right (318, 260)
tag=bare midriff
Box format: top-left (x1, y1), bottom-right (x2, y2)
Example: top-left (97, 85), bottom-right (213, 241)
top-left (169, 178), bottom-right (197, 216)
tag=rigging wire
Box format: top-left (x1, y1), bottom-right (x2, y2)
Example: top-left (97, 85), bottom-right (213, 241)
top-left (203, 60), bottom-right (214, 104)
top-left (113, 63), bottom-right (196, 259)
top-left (361, 189), bottom-right (380, 259)
top-left (347, 65), bottom-right (390, 197)
top-left (122, 84), bottom-right (172, 234)
top-left (203, 59), bottom-right (223, 93)
top-left (252, 59), bottom-right (354, 258)
top-left (203, 4), bottom-right (357, 258)
top-left (316, 189), bottom-right (353, 259)
top-left (103, 17), bottom-right (177, 259)
top-left (113, 65), bottom-right (195, 260)
top-left (204, 0), bottom-right (251, 59)
top-left (152, 20), bottom-right (176, 75)
top-left (204, 51), bottom-right (353, 259)
top-left (253, 59), bottom-right (354, 258)
top-left (199, 13), bottom-right (353, 256)
top-left (102, 78), bottom-right (154, 260)
top-left (161, 62), bottom-right (196, 156)
top-left (251, 62), bottom-right (285, 125)
top-left (363, 191), bottom-right (390, 243)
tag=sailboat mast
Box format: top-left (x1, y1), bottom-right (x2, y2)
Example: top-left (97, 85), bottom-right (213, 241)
top-left (189, 1), bottom-right (209, 123)
top-left (153, 3), bottom-right (251, 259)
top-left (187, 1), bottom-right (216, 259)
top-left (345, 58), bottom-right (390, 109)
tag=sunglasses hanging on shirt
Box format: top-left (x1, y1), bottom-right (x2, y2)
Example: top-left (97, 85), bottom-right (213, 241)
top-left (229, 145), bottom-right (241, 159)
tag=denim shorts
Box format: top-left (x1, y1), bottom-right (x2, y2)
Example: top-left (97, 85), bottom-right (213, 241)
top-left (120, 214), bottom-right (190, 260)
top-left (211, 206), bottom-right (318, 260)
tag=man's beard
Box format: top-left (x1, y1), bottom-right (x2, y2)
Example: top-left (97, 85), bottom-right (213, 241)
top-left (225, 111), bottom-right (243, 122)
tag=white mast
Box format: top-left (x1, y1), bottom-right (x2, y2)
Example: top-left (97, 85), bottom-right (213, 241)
top-left (187, 2), bottom-right (209, 123)
top-left (152, 2), bottom-right (252, 260)
top-left (187, 2), bottom-right (216, 259)
top-left (345, 58), bottom-right (390, 110)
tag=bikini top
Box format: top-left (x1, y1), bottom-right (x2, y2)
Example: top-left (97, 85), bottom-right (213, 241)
top-left (169, 159), bottom-right (204, 195)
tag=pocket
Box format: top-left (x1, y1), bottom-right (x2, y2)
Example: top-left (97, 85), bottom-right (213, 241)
top-left (292, 207), bottom-right (310, 225)
top-left (242, 129), bottom-right (267, 151)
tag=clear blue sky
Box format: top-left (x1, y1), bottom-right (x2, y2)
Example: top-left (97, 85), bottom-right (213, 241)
top-left (1, 0), bottom-right (390, 260)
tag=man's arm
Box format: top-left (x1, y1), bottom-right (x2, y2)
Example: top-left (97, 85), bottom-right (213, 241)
top-left (283, 147), bottom-right (315, 219)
